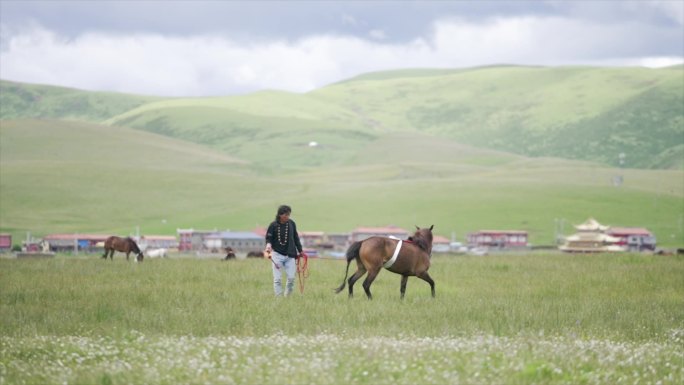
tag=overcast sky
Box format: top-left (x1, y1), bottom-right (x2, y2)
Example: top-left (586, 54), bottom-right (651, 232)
top-left (1, 0), bottom-right (682, 97)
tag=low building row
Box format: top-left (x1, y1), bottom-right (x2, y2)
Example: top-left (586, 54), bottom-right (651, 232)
top-left (7, 219), bottom-right (657, 255)
top-left (25, 226), bottom-right (455, 255)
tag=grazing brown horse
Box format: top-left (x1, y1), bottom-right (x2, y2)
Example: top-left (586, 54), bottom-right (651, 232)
top-left (102, 236), bottom-right (143, 261)
top-left (335, 225), bottom-right (435, 299)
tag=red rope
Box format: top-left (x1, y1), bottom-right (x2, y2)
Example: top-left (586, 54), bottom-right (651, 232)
top-left (267, 250), bottom-right (309, 293)
top-left (297, 252), bottom-right (309, 293)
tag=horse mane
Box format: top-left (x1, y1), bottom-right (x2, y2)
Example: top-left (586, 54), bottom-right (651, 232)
top-left (126, 237), bottom-right (141, 253)
top-left (408, 232), bottom-right (431, 253)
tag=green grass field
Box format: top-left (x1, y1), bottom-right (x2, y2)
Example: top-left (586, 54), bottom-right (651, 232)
top-left (1, 253), bottom-right (682, 384)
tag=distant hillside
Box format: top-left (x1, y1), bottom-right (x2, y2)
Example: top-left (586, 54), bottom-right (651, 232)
top-left (103, 94), bottom-right (374, 170)
top-left (1, 119), bottom-right (682, 248)
top-left (1, 65), bottom-right (682, 169)
top-left (312, 66), bottom-right (684, 169)
top-left (0, 80), bottom-right (162, 121)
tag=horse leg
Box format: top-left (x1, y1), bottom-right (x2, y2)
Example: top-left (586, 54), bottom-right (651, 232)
top-left (417, 271), bottom-right (436, 298)
top-left (102, 248), bottom-right (108, 259)
top-left (361, 266), bottom-right (382, 300)
top-left (347, 263), bottom-right (367, 298)
top-left (400, 275), bottom-right (409, 300)
top-left (126, 251), bottom-right (130, 261)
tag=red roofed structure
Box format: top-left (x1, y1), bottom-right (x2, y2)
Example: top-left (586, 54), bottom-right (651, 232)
top-left (0, 233), bottom-right (12, 252)
top-left (467, 230), bottom-right (529, 249)
top-left (606, 227), bottom-right (656, 251)
top-left (432, 235), bottom-right (452, 253)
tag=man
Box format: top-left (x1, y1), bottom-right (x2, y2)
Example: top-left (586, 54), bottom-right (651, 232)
top-left (264, 205), bottom-right (303, 296)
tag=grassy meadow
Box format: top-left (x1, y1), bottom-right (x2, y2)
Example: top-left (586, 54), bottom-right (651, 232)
top-left (2, 66), bottom-right (683, 385)
top-left (1, 253), bottom-right (683, 384)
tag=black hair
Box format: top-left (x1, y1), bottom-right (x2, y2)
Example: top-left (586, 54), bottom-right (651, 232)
top-left (275, 205), bottom-right (292, 221)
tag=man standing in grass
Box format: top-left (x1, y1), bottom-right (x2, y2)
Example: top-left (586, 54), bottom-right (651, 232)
top-left (264, 205), bottom-right (303, 297)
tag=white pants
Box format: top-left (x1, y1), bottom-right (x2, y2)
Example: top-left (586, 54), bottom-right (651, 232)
top-left (271, 251), bottom-right (296, 296)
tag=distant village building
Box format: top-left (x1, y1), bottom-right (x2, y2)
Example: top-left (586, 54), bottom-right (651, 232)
top-left (559, 232), bottom-right (625, 253)
top-left (299, 231), bottom-right (326, 248)
top-left (43, 234), bottom-right (110, 252)
top-left (560, 218), bottom-right (621, 253)
top-left (467, 230), bottom-right (529, 249)
top-left (0, 233), bottom-right (12, 252)
top-left (139, 235), bottom-right (178, 250)
top-left (204, 231), bottom-right (263, 254)
top-left (431, 235), bottom-right (451, 253)
top-left (180, 227), bottom-right (350, 254)
top-left (256, 227), bottom-right (350, 252)
top-left (327, 232), bottom-right (351, 251)
top-left (606, 227), bottom-right (656, 251)
top-left (558, 218), bottom-right (654, 253)
top-left (177, 229), bottom-right (218, 251)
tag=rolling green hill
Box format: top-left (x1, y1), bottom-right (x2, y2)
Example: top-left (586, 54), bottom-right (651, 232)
top-left (0, 80), bottom-right (162, 121)
top-left (94, 66), bottom-right (683, 169)
top-left (1, 119), bottom-right (682, 247)
top-left (312, 66), bottom-right (684, 169)
top-left (2, 66), bottom-right (682, 169)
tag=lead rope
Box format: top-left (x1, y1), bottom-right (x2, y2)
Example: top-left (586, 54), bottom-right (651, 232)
top-left (297, 252), bottom-right (309, 293)
top-left (265, 250), bottom-right (279, 270)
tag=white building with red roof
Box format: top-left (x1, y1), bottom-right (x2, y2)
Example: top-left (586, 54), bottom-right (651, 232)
top-left (606, 227), bottom-right (656, 251)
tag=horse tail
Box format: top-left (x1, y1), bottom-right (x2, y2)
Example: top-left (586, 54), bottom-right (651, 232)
top-left (335, 241), bottom-right (362, 294)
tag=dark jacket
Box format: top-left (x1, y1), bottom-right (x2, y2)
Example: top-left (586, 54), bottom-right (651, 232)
top-left (266, 219), bottom-right (302, 258)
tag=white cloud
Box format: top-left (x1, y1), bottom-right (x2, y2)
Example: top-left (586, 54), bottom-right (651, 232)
top-left (638, 56), bottom-right (684, 68)
top-left (427, 15), bottom-right (684, 67)
top-left (0, 15), bottom-right (682, 97)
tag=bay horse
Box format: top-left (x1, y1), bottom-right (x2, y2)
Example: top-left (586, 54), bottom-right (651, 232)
top-left (102, 236), bottom-right (144, 261)
top-left (335, 225), bottom-right (435, 299)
